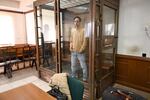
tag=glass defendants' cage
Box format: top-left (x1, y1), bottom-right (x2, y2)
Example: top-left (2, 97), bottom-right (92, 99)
top-left (34, 0), bottom-right (119, 99)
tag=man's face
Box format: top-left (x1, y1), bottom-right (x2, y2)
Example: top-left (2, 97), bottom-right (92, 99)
top-left (74, 18), bottom-right (81, 28)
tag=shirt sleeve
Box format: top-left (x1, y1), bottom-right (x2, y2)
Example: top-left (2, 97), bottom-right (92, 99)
top-left (70, 29), bottom-right (73, 43)
top-left (79, 29), bottom-right (88, 53)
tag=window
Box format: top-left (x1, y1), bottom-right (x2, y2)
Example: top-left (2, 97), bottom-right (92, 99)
top-left (105, 24), bottom-right (114, 35)
top-left (0, 15), bottom-right (15, 45)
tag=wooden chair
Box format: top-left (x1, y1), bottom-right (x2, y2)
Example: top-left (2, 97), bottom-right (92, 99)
top-left (0, 47), bottom-right (7, 70)
top-left (23, 45), bottom-right (30, 68)
top-left (23, 45), bottom-right (37, 69)
top-left (30, 46), bottom-right (37, 69)
top-left (0, 47), bottom-right (20, 78)
top-left (16, 47), bottom-right (24, 69)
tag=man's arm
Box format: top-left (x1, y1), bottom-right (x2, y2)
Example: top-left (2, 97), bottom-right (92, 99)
top-left (79, 37), bottom-right (88, 53)
top-left (70, 30), bottom-right (73, 51)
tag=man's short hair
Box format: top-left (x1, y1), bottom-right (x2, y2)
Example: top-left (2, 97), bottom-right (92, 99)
top-left (73, 16), bottom-right (81, 22)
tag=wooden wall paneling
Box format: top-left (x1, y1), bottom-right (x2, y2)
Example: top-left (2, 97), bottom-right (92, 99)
top-left (133, 61), bottom-right (147, 87)
top-left (147, 66), bottom-right (150, 86)
top-left (116, 54), bottom-right (150, 93)
top-left (128, 59), bottom-right (137, 84)
top-left (116, 58), bottom-right (130, 82)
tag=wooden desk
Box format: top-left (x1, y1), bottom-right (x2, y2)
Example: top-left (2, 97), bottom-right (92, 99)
top-left (0, 83), bottom-right (56, 100)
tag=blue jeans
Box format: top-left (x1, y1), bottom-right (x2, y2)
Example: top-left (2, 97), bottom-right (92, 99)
top-left (71, 51), bottom-right (87, 80)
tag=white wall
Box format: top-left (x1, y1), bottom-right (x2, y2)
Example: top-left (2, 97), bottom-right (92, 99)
top-left (118, 0), bottom-right (150, 57)
top-left (25, 12), bottom-right (35, 44)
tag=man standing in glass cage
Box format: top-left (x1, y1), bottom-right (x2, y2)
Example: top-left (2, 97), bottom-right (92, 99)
top-left (70, 16), bottom-right (88, 82)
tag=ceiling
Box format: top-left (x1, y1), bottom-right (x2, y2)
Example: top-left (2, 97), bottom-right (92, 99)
top-left (0, 0), bottom-right (35, 12)
top-left (46, 0), bottom-right (89, 9)
top-left (59, 0), bottom-right (89, 9)
top-left (46, 0), bottom-right (90, 14)
top-left (0, 0), bottom-right (90, 12)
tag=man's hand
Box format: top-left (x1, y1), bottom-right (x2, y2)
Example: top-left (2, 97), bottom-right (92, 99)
top-left (70, 42), bottom-right (73, 51)
top-left (79, 49), bottom-right (83, 53)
